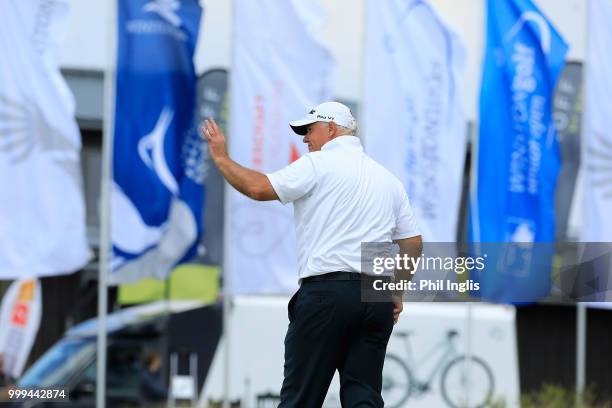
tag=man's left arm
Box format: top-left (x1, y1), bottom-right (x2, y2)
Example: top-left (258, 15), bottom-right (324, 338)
top-left (390, 235), bottom-right (423, 324)
top-left (201, 119), bottom-right (278, 201)
top-left (390, 189), bottom-right (423, 324)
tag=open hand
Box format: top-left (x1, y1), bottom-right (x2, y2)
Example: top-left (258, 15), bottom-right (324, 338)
top-left (200, 118), bottom-right (228, 165)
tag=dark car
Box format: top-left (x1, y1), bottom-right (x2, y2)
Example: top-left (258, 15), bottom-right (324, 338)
top-left (17, 301), bottom-right (222, 407)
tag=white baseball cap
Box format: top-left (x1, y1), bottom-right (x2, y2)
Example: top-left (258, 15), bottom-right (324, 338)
top-left (289, 101), bottom-right (356, 135)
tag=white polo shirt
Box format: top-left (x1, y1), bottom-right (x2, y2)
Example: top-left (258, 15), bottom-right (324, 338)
top-left (266, 136), bottom-right (420, 280)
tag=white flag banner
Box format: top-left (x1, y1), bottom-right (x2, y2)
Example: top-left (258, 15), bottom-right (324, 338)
top-left (582, 0), bottom-right (612, 242)
top-left (0, 279), bottom-right (42, 378)
top-left (364, 0), bottom-right (467, 242)
top-left (228, 0), bottom-right (335, 294)
top-left (0, 1), bottom-right (89, 278)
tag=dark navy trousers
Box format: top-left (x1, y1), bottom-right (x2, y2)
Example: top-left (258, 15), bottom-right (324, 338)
top-left (278, 279), bottom-right (394, 408)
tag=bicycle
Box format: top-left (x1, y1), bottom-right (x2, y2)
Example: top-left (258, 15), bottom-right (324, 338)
top-left (382, 329), bottom-right (494, 408)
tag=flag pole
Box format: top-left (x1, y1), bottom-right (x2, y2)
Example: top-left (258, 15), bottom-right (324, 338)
top-left (576, 2), bottom-right (594, 402)
top-left (221, 1), bottom-right (237, 407)
top-left (359, 0), bottom-right (369, 148)
top-left (97, 0), bottom-right (117, 406)
top-left (576, 302), bottom-right (586, 400)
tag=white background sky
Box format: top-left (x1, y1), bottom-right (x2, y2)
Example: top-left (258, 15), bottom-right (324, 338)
top-left (60, 0), bottom-right (588, 121)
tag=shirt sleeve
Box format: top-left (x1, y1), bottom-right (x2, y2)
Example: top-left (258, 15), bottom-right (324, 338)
top-left (392, 188), bottom-right (421, 240)
top-left (266, 155), bottom-right (317, 204)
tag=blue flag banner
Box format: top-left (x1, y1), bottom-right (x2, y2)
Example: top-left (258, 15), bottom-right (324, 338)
top-left (111, 0), bottom-right (204, 284)
top-left (470, 0), bottom-right (568, 302)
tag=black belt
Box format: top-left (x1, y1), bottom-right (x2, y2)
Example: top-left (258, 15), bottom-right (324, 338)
top-left (303, 272), bottom-right (386, 283)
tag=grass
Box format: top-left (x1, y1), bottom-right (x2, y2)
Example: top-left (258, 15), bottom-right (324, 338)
top-left (485, 384), bottom-right (612, 408)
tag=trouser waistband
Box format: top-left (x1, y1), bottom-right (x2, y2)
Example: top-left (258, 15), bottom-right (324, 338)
top-left (302, 272), bottom-right (390, 283)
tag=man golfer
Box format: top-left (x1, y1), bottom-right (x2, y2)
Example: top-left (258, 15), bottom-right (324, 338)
top-left (201, 101), bottom-right (422, 407)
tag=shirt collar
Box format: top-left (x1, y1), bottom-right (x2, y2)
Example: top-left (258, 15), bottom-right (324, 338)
top-left (321, 135), bottom-right (363, 152)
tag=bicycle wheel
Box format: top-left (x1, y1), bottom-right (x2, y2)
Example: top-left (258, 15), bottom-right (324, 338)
top-left (440, 355), bottom-right (494, 408)
top-left (382, 354), bottom-right (413, 408)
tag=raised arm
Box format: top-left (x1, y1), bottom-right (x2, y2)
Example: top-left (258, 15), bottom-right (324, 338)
top-left (201, 119), bottom-right (278, 201)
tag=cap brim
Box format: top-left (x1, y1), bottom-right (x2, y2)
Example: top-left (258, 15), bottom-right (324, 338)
top-left (289, 118), bottom-right (316, 135)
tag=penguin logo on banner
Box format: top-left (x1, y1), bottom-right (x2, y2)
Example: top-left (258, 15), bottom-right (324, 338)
top-left (138, 107), bottom-right (179, 194)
